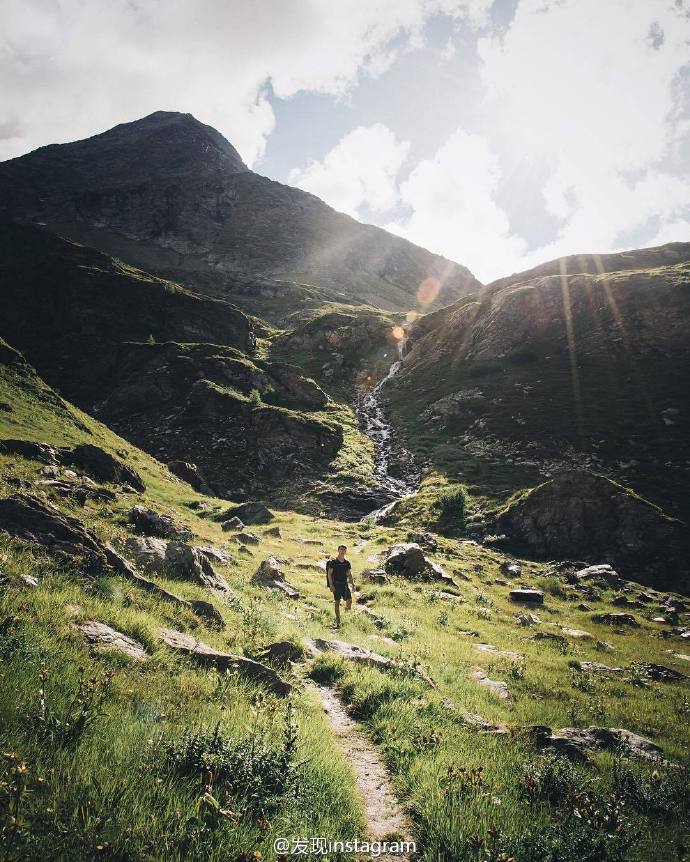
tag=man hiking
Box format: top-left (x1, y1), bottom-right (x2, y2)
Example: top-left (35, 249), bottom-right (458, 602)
top-left (326, 544), bottom-right (354, 627)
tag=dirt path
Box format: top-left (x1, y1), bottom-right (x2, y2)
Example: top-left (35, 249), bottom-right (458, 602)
top-left (311, 683), bottom-right (415, 860)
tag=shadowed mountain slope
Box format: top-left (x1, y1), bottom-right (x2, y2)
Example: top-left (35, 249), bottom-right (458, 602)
top-left (0, 111), bottom-right (480, 322)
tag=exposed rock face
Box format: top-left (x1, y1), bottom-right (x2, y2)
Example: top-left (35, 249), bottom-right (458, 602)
top-left (78, 621), bottom-right (148, 661)
top-left (62, 444), bottom-right (145, 491)
top-left (157, 627), bottom-right (290, 696)
top-left (496, 471), bottom-right (689, 592)
top-left (361, 568), bottom-right (390, 585)
top-left (0, 438), bottom-right (144, 491)
top-left (128, 505), bottom-right (192, 540)
top-left (0, 112), bottom-right (479, 321)
top-left (252, 557), bottom-right (300, 598)
top-left (0, 494), bottom-right (108, 572)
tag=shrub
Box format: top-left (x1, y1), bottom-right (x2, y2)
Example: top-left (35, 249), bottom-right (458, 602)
top-left (308, 654), bottom-right (345, 685)
top-left (163, 703), bottom-right (300, 818)
top-left (248, 388), bottom-right (262, 407)
top-left (434, 485), bottom-right (466, 534)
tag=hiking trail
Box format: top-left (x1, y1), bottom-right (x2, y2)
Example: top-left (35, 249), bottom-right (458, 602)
top-left (311, 683), bottom-right (415, 861)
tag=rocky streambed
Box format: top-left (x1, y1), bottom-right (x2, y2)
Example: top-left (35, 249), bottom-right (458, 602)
top-left (354, 352), bottom-right (421, 521)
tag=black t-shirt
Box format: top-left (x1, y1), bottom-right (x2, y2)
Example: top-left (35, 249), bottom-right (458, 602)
top-left (328, 558), bottom-right (351, 585)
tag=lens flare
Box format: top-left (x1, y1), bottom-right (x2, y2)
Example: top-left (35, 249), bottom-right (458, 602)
top-left (391, 326), bottom-right (405, 341)
top-left (417, 277), bottom-right (440, 306)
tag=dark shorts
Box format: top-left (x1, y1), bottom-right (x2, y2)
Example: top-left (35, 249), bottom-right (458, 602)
top-left (333, 583), bottom-right (352, 602)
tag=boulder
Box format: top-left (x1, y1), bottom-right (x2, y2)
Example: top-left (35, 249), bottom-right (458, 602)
top-left (509, 588), bottom-right (544, 604)
top-left (267, 362), bottom-right (328, 409)
top-left (531, 631), bottom-right (568, 646)
top-left (631, 662), bottom-right (686, 682)
top-left (469, 668), bottom-right (512, 701)
top-left (157, 627), bottom-right (290, 696)
top-left (125, 537), bottom-right (233, 594)
top-left (78, 620), bottom-right (148, 661)
top-left (531, 725), bottom-right (671, 764)
top-left (252, 557), bottom-right (300, 598)
top-left (612, 594), bottom-right (645, 609)
top-left (264, 526), bottom-right (282, 539)
top-left (408, 531), bottom-right (438, 551)
top-left (429, 590), bottom-right (466, 603)
top-left (385, 543), bottom-right (460, 588)
top-left (236, 531), bottom-right (261, 546)
top-left (230, 502), bottom-right (274, 525)
top-left (561, 627), bottom-right (593, 640)
top-left (592, 612), bottom-right (640, 627)
top-left (221, 516), bottom-right (244, 531)
top-left (500, 560), bottom-right (522, 577)
top-left (575, 661), bottom-right (624, 674)
top-left (167, 460), bottom-right (214, 495)
top-left (63, 444), bottom-right (145, 491)
top-left (361, 568), bottom-right (390, 585)
top-left (37, 477), bottom-right (117, 505)
top-left (569, 564), bottom-right (622, 587)
top-left (128, 505), bottom-right (192, 540)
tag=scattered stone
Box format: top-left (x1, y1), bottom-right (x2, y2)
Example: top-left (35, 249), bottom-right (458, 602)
top-left (37, 476), bottom-right (117, 505)
top-left (631, 663), bottom-right (686, 682)
top-left (264, 526), bottom-right (282, 539)
top-left (575, 661), bottom-right (624, 674)
top-left (469, 668), bottom-right (512, 701)
top-left (361, 568), bottom-right (390, 585)
top-left (612, 594), bottom-right (644, 609)
top-left (577, 603), bottom-right (592, 611)
top-left (167, 460), bottom-right (214, 495)
top-left (509, 588), bottom-right (544, 605)
top-left (592, 612), bottom-right (640, 627)
top-left (441, 699), bottom-right (511, 735)
top-left (494, 578), bottom-right (509, 586)
top-left (500, 560), bottom-right (522, 577)
top-left (221, 516), bottom-right (244, 531)
top-left (360, 607), bottom-right (385, 629)
top-left (18, 574), bottom-right (39, 588)
top-left (429, 590), bottom-right (466, 603)
top-left (237, 545), bottom-right (254, 557)
top-left (78, 620), bottom-right (148, 661)
top-left (195, 545), bottom-right (234, 566)
top-left (515, 611), bottom-right (541, 626)
top-left (158, 627), bottom-right (290, 696)
top-left (596, 640), bottom-right (615, 652)
top-left (670, 653), bottom-right (690, 662)
top-left (301, 538), bottom-right (323, 546)
top-left (474, 643), bottom-right (522, 660)
top-left (253, 557), bottom-right (300, 598)
top-left (236, 531), bottom-right (261, 546)
top-left (561, 627), bottom-right (593, 639)
top-left (294, 562), bottom-right (323, 572)
top-left (532, 632), bottom-right (568, 646)
top-left (128, 505), bottom-right (192, 540)
top-left (307, 638), bottom-right (433, 685)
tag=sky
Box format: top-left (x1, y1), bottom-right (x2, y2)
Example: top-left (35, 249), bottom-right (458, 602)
top-left (1, 0), bottom-right (689, 282)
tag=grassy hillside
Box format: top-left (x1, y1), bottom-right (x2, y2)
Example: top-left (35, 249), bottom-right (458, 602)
top-left (1, 342), bottom-right (689, 861)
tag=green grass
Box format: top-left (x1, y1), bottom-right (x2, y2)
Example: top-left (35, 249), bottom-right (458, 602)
top-left (1, 343), bottom-right (689, 861)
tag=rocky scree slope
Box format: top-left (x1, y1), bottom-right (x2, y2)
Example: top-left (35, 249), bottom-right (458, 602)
top-left (0, 110), bottom-right (480, 323)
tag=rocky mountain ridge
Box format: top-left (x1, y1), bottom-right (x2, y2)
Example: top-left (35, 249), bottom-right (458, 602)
top-left (0, 111), bottom-right (480, 323)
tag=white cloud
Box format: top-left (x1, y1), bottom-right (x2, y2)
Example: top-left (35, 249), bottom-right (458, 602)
top-left (288, 124), bottom-right (410, 217)
top-left (0, 0), bottom-right (493, 165)
top-left (476, 0), bottom-right (690, 263)
top-left (388, 130), bottom-right (528, 279)
top-left (649, 219), bottom-right (690, 246)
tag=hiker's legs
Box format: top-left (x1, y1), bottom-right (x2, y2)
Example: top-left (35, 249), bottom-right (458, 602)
top-left (345, 598), bottom-right (352, 612)
top-left (334, 598), bottom-right (341, 626)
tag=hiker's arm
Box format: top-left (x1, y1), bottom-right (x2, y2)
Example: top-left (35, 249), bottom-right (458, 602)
top-left (348, 567), bottom-right (355, 588)
top-left (327, 566), bottom-right (334, 591)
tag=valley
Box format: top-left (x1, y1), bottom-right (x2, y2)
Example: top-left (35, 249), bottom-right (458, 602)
top-left (0, 113), bottom-right (689, 862)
